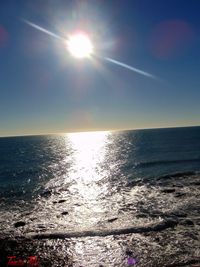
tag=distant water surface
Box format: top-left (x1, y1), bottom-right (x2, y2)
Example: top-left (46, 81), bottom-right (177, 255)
top-left (0, 126), bottom-right (200, 201)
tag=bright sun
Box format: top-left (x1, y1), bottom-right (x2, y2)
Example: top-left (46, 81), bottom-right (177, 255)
top-left (67, 33), bottom-right (93, 58)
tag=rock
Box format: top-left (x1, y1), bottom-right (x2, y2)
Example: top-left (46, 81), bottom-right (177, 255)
top-left (74, 203), bottom-right (81, 206)
top-left (40, 189), bottom-right (51, 198)
top-left (0, 197), bottom-right (6, 203)
top-left (180, 219), bottom-right (194, 226)
top-left (127, 179), bottom-right (142, 187)
top-left (14, 221), bottom-right (26, 228)
top-left (61, 211), bottom-right (68, 215)
top-left (137, 213), bottom-right (147, 218)
top-left (58, 199), bottom-right (66, 203)
top-left (125, 249), bottom-right (133, 256)
top-left (30, 217), bottom-right (37, 221)
top-left (37, 224), bottom-right (46, 229)
top-left (152, 219), bottom-right (178, 231)
top-left (193, 181), bottom-right (200, 186)
top-left (171, 212), bottom-right (187, 218)
top-left (187, 232), bottom-right (198, 240)
top-left (161, 188), bottom-right (175, 193)
top-left (175, 192), bottom-right (186, 197)
top-left (107, 217), bottom-right (118, 223)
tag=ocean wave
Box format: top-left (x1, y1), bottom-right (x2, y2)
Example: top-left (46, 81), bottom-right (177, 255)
top-left (135, 158), bottom-right (200, 169)
top-left (28, 219), bottom-right (178, 239)
top-left (156, 171), bottom-right (197, 180)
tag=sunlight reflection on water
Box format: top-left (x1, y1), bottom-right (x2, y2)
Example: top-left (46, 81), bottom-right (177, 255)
top-left (65, 131), bottom-right (111, 226)
top-left (66, 131), bottom-right (110, 182)
top-left (29, 130), bottom-right (157, 233)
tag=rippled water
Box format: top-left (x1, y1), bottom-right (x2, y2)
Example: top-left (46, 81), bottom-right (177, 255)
top-left (0, 127), bottom-right (200, 266)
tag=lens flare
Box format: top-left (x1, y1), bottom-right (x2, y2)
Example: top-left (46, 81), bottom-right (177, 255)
top-left (67, 33), bottom-right (93, 58)
top-left (22, 18), bottom-right (158, 79)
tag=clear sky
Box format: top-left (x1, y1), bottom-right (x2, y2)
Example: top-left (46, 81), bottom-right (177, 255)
top-left (0, 0), bottom-right (200, 136)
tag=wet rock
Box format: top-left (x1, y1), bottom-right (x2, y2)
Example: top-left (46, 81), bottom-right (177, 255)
top-left (171, 211), bottom-right (187, 218)
top-left (61, 211), bottom-right (68, 215)
top-left (127, 179), bottom-right (142, 187)
top-left (24, 211), bottom-right (31, 216)
top-left (187, 232), bottom-right (198, 240)
top-left (150, 210), bottom-right (164, 217)
top-left (30, 217), bottom-right (37, 221)
top-left (53, 201), bottom-right (57, 204)
top-left (74, 203), bottom-right (82, 206)
top-left (40, 189), bottom-right (52, 198)
top-left (37, 224), bottom-right (46, 229)
top-left (58, 199), bottom-right (66, 203)
top-left (107, 217), bottom-right (118, 223)
top-left (161, 188), bottom-right (175, 193)
top-left (180, 219), bottom-right (194, 226)
top-left (193, 181), bottom-right (200, 186)
top-left (14, 221), bottom-right (26, 228)
top-left (155, 237), bottom-right (160, 242)
top-left (31, 218), bottom-right (179, 239)
top-left (137, 213), bottom-right (148, 218)
top-left (126, 249), bottom-right (133, 256)
top-left (152, 219), bottom-right (178, 231)
top-left (175, 192), bottom-right (186, 197)
top-left (0, 197), bottom-right (6, 203)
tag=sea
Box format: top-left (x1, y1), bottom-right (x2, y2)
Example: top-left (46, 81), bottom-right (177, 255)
top-left (0, 126), bottom-right (200, 266)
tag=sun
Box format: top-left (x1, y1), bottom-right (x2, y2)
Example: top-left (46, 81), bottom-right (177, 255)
top-left (66, 33), bottom-right (94, 59)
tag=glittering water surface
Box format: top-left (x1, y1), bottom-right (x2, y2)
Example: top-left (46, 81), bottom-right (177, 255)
top-left (0, 127), bottom-right (200, 266)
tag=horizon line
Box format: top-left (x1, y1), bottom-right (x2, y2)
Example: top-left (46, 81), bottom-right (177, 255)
top-left (0, 124), bottom-right (199, 138)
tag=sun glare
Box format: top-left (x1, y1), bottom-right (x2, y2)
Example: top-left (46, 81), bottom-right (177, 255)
top-left (67, 33), bottom-right (94, 58)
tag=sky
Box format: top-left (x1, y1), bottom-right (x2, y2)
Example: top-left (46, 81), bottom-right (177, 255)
top-left (0, 0), bottom-right (200, 137)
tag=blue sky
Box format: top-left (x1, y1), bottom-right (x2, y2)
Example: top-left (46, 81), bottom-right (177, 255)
top-left (0, 0), bottom-right (200, 136)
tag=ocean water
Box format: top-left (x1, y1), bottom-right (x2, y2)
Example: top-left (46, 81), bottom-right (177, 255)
top-left (0, 126), bottom-right (200, 202)
top-left (0, 126), bottom-right (200, 266)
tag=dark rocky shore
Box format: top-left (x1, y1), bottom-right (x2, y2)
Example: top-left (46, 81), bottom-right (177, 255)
top-left (0, 173), bottom-right (199, 266)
